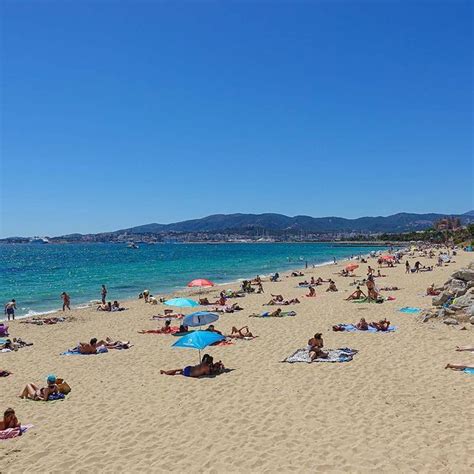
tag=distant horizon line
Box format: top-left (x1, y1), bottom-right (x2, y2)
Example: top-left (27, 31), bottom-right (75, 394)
top-left (1, 209), bottom-right (472, 240)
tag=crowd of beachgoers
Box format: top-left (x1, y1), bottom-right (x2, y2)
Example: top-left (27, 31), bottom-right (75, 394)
top-left (1, 244), bottom-right (472, 471)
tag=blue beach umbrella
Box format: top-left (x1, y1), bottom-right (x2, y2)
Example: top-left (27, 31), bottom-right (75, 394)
top-left (172, 330), bottom-right (224, 362)
top-left (183, 312), bottom-right (219, 328)
top-left (164, 297), bottom-right (199, 308)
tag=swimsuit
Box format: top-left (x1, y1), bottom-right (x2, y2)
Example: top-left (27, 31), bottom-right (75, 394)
top-left (182, 366), bottom-right (192, 377)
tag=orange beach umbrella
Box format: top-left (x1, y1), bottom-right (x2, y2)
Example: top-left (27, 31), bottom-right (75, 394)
top-left (187, 279), bottom-right (215, 288)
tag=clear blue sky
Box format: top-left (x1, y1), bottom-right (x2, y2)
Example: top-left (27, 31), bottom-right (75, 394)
top-left (1, 0), bottom-right (472, 237)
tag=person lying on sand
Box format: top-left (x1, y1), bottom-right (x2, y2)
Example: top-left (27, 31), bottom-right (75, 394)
top-left (19, 375), bottom-right (59, 401)
top-left (456, 346), bottom-right (474, 352)
top-left (379, 286), bottom-right (399, 291)
top-left (445, 363), bottom-right (474, 370)
top-left (333, 318), bottom-right (369, 331)
top-left (0, 408), bottom-right (21, 432)
top-left (228, 326), bottom-right (257, 339)
top-left (369, 319), bottom-right (391, 332)
top-left (307, 333), bottom-right (328, 360)
top-left (326, 280), bottom-right (338, 292)
top-left (306, 286), bottom-right (316, 297)
top-left (1, 339), bottom-right (33, 351)
top-left (345, 286), bottom-right (366, 300)
top-left (161, 354), bottom-right (215, 377)
top-left (206, 324), bottom-right (222, 335)
top-left (97, 302), bottom-right (112, 311)
top-left (298, 280), bottom-right (309, 286)
top-left (154, 320), bottom-right (175, 334)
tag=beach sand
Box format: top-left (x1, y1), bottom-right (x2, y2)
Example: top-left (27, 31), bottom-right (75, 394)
top-left (1, 251), bottom-right (473, 472)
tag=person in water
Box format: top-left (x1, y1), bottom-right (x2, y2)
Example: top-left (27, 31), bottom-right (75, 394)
top-left (19, 375), bottom-right (59, 401)
top-left (4, 299), bottom-right (16, 321)
top-left (160, 354), bottom-right (214, 377)
top-left (0, 408), bottom-right (21, 431)
top-left (61, 292), bottom-right (71, 311)
top-left (308, 333), bottom-right (328, 360)
top-left (101, 285), bottom-right (107, 304)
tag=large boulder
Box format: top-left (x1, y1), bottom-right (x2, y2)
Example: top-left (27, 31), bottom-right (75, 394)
top-left (451, 268), bottom-right (474, 282)
top-left (452, 293), bottom-right (474, 308)
top-left (432, 292), bottom-right (452, 306)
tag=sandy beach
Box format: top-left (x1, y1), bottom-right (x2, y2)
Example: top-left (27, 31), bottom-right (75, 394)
top-left (1, 250), bottom-right (473, 473)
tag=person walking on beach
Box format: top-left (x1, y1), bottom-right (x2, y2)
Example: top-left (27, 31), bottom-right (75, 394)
top-left (61, 292), bottom-right (71, 311)
top-left (405, 260), bottom-right (410, 274)
top-left (4, 299), bottom-right (16, 321)
top-left (101, 285), bottom-right (107, 304)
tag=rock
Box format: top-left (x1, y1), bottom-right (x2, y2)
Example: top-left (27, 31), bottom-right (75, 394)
top-left (449, 278), bottom-right (466, 289)
top-left (468, 305), bottom-right (474, 317)
top-left (437, 308), bottom-right (446, 318)
top-left (454, 288), bottom-right (467, 297)
top-left (443, 318), bottom-right (459, 325)
top-left (432, 292), bottom-right (451, 306)
top-left (468, 262), bottom-right (474, 270)
top-left (470, 315), bottom-right (474, 325)
top-left (453, 294), bottom-right (474, 308)
top-left (451, 268), bottom-right (474, 282)
top-left (467, 281), bottom-right (474, 290)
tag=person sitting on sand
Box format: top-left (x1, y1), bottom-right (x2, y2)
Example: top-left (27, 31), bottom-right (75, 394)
top-left (370, 319), bottom-right (391, 332)
top-left (256, 282), bottom-right (264, 294)
top-left (143, 290), bottom-right (150, 303)
top-left (356, 318), bottom-right (369, 330)
top-left (326, 280), bottom-right (338, 292)
top-left (160, 354), bottom-right (215, 377)
top-left (0, 408), bottom-right (21, 432)
top-left (307, 333), bottom-right (328, 360)
top-left (306, 286), bottom-right (316, 297)
top-left (426, 284), bottom-right (441, 296)
top-left (270, 308), bottom-right (282, 317)
top-left (228, 326), bottom-right (256, 339)
top-left (206, 324), bottom-right (222, 335)
top-left (445, 363), bottom-right (474, 371)
top-left (177, 324), bottom-right (190, 334)
top-left (199, 297), bottom-right (211, 305)
top-left (376, 270), bottom-right (386, 277)
top-left (19, 375), bottom-right (59, 401)
top-left (345, 286), bottom-right (366, 300)
top-left (78, 338), bottom-right (100, 354)
top-left (111, 301), bottom-right (124, 312)
top-left (310, 277), bottom-right (316, 285)
top-left (155, 320), bottom-right (174, 334)
top-left (97, 302), bottom-right (112, 311)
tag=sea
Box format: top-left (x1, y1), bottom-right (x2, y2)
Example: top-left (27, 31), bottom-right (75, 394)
top-left (0, 242), bottom-right (389, 318)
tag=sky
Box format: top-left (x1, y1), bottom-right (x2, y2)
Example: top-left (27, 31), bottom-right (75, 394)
top-left (1, 0), bottom-right (473, 237)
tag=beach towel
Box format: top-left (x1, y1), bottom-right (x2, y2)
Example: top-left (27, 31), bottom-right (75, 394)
top-left (0, 424), bottom-right (33, 440)
top-left (250, 311), bottom-right (296, 318)
top-left (463, 368), bottom-right (474, 375)
top-left (138, 327), bottom-right (180, 334)
top-left (399, 307), bottom-right (421, 314)
top-left (335, 324), bottom-right (396, 333)
top-left (283, 347), bottom-right (358, 363)
top-left (61, 346), bottom-right (109, 356)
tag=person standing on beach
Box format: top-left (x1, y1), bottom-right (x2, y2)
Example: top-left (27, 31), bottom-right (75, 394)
top-left (333, 257), bottom-right (337, 264)
top-left (4, 299), bottom-right (16, 321)
top-left (101, 285), bottom-right (107, 304)
top-left (61, 292), bottom-right (71, 311)
top-left (405, 261), bottom-right (410, 274)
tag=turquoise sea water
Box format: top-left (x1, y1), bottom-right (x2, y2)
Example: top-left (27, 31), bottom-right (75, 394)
top-left (0, 243), bottom-right (387, 317)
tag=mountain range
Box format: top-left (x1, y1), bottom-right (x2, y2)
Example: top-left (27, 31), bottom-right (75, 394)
top-left (110, 211), bottom-right (474, 236)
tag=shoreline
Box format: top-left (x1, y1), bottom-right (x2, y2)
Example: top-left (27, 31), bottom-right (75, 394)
top-left (2, 245), bottom-right (390, 320)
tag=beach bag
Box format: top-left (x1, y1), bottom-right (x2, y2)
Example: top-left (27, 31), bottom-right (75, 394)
top-left (56, 378), bottom-right (72, 395)
top-left (48, 392), bottom-right (65, 401)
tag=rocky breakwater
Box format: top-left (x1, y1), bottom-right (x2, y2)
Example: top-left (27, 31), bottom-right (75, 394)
top-left (420, 261), bottom-right (474, 326)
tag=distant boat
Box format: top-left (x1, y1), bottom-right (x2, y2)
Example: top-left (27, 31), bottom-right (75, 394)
top-left (127, 242), bottom-right (139, 249)
top-left (30, 237), bottom-right (49, 244)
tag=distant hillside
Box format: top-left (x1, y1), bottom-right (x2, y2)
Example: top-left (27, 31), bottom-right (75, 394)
top-left (118, 211), bottom-right (474, 235)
